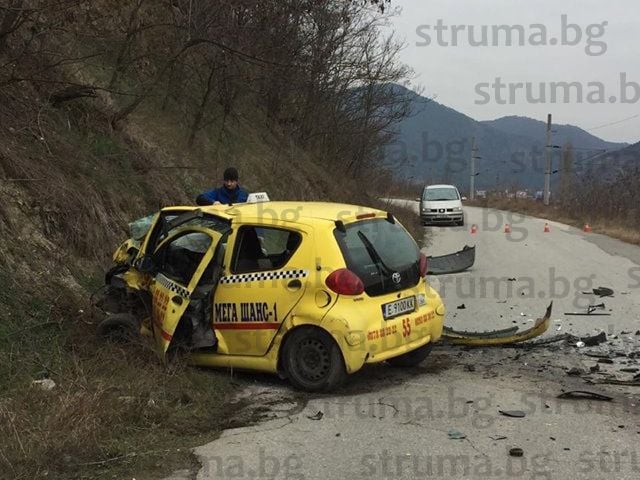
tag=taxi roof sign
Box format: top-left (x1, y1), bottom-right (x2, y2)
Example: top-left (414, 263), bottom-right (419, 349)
top-left (247, 192), bottom-right (270, 203)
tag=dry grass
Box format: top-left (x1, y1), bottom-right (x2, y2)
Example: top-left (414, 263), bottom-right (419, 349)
top-left (0, 276), bottom-right (235, 480)
top-left (0, 74), bottom-right (433, 479)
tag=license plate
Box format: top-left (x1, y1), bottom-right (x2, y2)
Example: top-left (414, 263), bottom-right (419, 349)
top-left (382, 296), bottom-right (416, 320)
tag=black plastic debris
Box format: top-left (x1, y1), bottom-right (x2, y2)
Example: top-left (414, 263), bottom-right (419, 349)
top-left (565, 304), bottom-right (610, 316)
top-left (593, 287), bottom-right (614, 297)
top-left (557, 391), bottom-right (612, 401)
top-left (306, 411), bottom-right (324, 421)
top-left (581, 331), bottom-right (608, 347)
top-left (509, 447), bottom-right (524, 457)
top-left (448, 429), bottom-right (466, 440)
top-left (457, 304), bottom-right (466, 310)
top-left (498, 410), bottom-right (526, 418)
top-left (427, 245), bottom-right (475, 275)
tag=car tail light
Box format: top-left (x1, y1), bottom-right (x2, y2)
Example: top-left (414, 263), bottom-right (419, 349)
top-left (419, 253), bottom-right (428, 277)
top-left (325, 269), bottom-right (364, 295)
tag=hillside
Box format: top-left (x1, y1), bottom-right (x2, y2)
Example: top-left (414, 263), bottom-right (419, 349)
top-left (0, 2), bottom-right (419, 478)
top-left (382, 85), bottom-right (630, 191)
top-left (481, 115), bottom-right (627, 152)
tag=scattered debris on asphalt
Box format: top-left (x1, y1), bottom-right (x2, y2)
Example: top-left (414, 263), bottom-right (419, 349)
top-left (443, 302), bottom-right (552, 346)
top-left (306, 411), bottom-right (324, 421)
top-left (593, 287), bottom-right (614, 297)
top-left (509, 447), bottom-right (524, 457)
top-left (565, 303), bottom-right (611, 316)
top-left (498, 410), bottom-right (526, 418)
top-left (448, 429), bottom-right (467, 440)
top-left (457, 304), bottom-right (466, 309)
top-left (556, 391), bottom-right (613, 401)
top-left (427, 245), bottom-right (475, 275)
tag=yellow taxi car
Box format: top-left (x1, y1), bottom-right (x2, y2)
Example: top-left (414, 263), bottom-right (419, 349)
top-left (98, 201), bottom-right (445, 391)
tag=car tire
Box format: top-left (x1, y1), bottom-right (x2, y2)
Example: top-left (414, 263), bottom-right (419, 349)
top-left (282, 327), bottom-right (347, 392)
top-left (97, 313), bottom-right (140, 343)
top-left (387, 343), bottom-right (433, 367)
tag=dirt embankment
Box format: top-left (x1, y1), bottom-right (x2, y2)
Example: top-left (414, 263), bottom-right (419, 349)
top-left (0, 79), bottom-right (421, 479)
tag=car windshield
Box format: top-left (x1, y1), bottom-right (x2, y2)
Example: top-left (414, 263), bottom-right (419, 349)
top-left (423, 187), bottom-right (459, 201)
top-left (334, 218), bottom-right (420, 296)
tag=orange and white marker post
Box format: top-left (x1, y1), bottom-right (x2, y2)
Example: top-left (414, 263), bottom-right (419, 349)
top-left (583, 224), bottom-right (592, 233)
top-left (504, 223), bottom-right (511, 233)
top-left (470, 224), bottom-right (478, 234)
top-left (543, 222), bottom-right (551, 233)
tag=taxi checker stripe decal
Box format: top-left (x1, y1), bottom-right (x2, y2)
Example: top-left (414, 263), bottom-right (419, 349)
top-left (219, 269), bottom-right (308, 284)
top-left (156, 274), bottom-right (191, 299)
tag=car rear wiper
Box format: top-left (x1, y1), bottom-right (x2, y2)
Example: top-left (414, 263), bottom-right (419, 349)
top-left (357, 230), bottom-right (393, 277)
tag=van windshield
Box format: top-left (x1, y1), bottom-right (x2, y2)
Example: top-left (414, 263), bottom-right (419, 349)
top-left (423, 188), bottom-right (459, 201)
top-left (334, 219), bottom-right (420, 296)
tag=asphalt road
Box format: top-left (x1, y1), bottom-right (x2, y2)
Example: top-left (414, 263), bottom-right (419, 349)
top-left (164, 205), bottom-right (640, 480)
top-left (416, 204), bottom-right (640, 338)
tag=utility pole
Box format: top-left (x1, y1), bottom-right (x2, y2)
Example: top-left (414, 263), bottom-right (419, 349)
top-left (470, 137), bottom-right (477, 200)
top-left (543, 114), bottom-right (552, 206)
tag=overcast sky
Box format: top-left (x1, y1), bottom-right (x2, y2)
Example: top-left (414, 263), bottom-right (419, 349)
top-left (386, 0), bottom-right (640, 143)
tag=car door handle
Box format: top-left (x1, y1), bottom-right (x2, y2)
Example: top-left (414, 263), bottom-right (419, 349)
top-left (171, 295), bottom-right (183, 306)
top-left (287, 279), bottom-right (302, 289)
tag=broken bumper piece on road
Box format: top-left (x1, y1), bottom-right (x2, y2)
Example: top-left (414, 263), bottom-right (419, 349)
top-left (442, 302), bottom-right (553, 346)
top-left (427, 245), bottom-right (475, 275)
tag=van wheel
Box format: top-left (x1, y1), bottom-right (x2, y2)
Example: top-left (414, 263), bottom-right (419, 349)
top-left (387, 343), bottom-right (433, 367)
top-left (282, 327), bottom-right (347, 392)
top-left (97, 313), bottom-right (140, 343)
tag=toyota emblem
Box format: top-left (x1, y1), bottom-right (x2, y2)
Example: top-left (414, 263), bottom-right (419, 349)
top-left (392, 272), bottom-right (401, 284)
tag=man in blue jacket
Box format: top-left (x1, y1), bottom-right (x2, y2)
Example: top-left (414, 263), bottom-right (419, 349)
top-left (196, 167), bottom-right (249, 205)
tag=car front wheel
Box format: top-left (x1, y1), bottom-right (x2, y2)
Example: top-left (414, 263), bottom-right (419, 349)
top-left (387, 343), bottom-right (433, 367)
top-left (282, 327), bottom-right (347, 392)
top-left (97, 313), bottom-right (140, 343)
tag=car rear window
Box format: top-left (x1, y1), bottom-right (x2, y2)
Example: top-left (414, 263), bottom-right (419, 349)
top-left (334, 218), bottom-right (420, 296)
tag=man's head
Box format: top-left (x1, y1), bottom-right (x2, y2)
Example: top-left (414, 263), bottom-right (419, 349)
top-left (222, 167), bottom-right (239, 189)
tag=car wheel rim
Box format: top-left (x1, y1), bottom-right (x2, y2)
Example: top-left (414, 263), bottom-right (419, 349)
top-left (295, 338), bottom-right (330, 381)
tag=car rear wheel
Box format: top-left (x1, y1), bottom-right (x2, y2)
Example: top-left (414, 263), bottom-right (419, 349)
top-left (387, 343), bottom-right (433, 367)
top-left (282, 327), bottom-right (347, 392)
top-left (97, 313), bottom-right (140, 343)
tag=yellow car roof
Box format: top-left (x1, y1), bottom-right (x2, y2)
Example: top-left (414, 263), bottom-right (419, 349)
top-left (200, 201), bottom-right (388, 223)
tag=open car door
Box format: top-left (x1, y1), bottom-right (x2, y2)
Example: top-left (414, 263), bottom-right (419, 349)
top-left (148, 227), bottom-right (224, 356)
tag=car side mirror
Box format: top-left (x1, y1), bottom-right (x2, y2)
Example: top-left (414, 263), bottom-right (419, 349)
top-left (461, 196), bottom-right (468, 201)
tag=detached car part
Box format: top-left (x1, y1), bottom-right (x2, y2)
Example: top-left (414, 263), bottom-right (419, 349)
top-left (427, 245), bottom-right (475, 275)
top-left (442, 302), bottom-right (553, 346)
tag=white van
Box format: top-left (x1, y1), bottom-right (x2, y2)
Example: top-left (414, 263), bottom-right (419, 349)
top-left (419, 184), bottom-right (464, 226)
